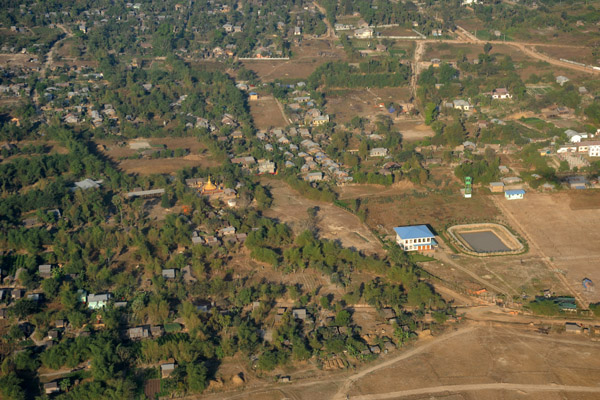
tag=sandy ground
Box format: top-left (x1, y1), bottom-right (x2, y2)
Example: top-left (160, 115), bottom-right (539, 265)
top-left (262, 178), bottom-right (384, 255)
top-left (496, 192), bottom-right (600, 304)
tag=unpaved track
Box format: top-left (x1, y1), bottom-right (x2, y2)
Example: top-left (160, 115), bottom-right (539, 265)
top-left (350, 383), bottom-right (600, 399)
top-left (332, 326), bottom-right (476, 400)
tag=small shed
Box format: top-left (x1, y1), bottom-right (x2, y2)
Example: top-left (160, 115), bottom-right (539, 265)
top-left (489, 182), bottom-right (505, 193)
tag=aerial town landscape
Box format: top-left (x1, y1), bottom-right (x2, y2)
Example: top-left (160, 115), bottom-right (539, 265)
top-left (1, 0), bottom-right (600, 399)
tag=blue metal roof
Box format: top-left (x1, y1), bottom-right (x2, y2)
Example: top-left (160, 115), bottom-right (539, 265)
top-left (505, 189), bottom-right (525, 195)
top-left (393, 225), bottom-right (434, 240)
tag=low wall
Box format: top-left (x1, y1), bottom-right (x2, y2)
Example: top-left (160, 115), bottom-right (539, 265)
top-left (447, 223), bottom-right (525, 256)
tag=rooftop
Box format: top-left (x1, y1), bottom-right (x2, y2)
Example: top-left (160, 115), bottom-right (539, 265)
top-left (393, 225), bottom-right (435, 240)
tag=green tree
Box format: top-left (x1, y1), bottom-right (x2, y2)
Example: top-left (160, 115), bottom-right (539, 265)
top-left (424, 102), bottom-right (438, 125)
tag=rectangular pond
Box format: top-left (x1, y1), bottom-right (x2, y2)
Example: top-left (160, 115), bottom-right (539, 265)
top-left (459, 231), bottom-right (510, 253)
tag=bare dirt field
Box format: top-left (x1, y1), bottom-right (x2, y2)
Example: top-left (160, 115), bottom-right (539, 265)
top-left (362, 191), bottom-right (499, 234)
top-left (98, 137), bottom-right (220, 175)
top-left (0, 53), bottom-right (41, 68)
top-left (395, 120), bottom-right (435, 141)
top-left (325, 87), bottom-right (412, 125)
top-left (496, 192), bottom-right (600, 304)
top-left (242, 39), bottom-right (345, 81)
top-left (262, 178), bottom-right (384, 255)
top-left (201, 324), bottom-right (600, 400)
top-left (248, 96), bottom-right (288, 130)
top-left (336, 181), bottom-right (418, 201)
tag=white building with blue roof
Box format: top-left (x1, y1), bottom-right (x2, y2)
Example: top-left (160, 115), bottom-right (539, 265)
top-left (504, 189), bottom-right (525, 200)
top-left (393, 225), bottom-right (437, 252)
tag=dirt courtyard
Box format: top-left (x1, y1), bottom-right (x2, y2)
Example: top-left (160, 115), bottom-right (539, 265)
top-left (262, 178), bottom-right (384, 255)
top-left (498, 192), bottom-right (600, 304)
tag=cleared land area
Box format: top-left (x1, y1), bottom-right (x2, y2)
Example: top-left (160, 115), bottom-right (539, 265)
top-left (459, 231), bottom-right (510, 253)
top-left (202, 324), bottom-right (600, 400)
top-left (497, 192), bottom-right (600, 304)
top-left (242, 39), bottom-right (345, 81)
top-left (98, 137), bottom-right (220, 175)
top-left (325, 87), bottom-right (411, 125)
top-left (262, 178), bottom-right (384, 255)
top-left (362, 191), bottom-right (499, 234)
top-left (248, 96), bottom-right (288, 130)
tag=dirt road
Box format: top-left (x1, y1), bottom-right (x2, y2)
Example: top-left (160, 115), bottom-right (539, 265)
top-left (312, 1), bottom-right (335, 39)
top-left (332, 326), bottom-right (476, 400)
top-left (43, 24), bottom-right (72, 77)
top-left (350, 383), bottom-right (600, 399)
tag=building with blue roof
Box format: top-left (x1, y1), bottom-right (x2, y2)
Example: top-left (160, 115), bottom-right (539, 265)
top-left (505, 189), bottom-right (525, 200)
top-left (393, 225), bottom-right (437, 252)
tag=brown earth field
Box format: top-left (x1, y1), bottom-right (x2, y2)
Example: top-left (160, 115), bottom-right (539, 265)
top-left (261, 178), bottom-right (384, 256)
top-left (97, 137), bottom-right (221, 175)
top-left (325, 87), bottom-right (412, 125)
top-left (496, 192), bottom-right (600, 304)
top-left (248, 95), bottom-right (288, 130)
top-left (395, 120), bottom-right (435, 141)
top-left (199, 323), bottom-right (600, 400)
top-left (362, 190), bottom-right (499, 235)
top-left (242, 39), bottom-right (345, 81)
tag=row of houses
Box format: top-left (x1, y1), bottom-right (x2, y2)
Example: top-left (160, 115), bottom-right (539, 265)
top-left (557, 140), bottom-right (600, 157)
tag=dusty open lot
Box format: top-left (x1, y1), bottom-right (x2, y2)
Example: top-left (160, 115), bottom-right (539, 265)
top-left (248, 96), bottom-right (288, 130)
top-left (396, 120), bottom-right (435, 141)
top-left (497, 192), bottom-right (600, 304)
top-left (325, 87), bottom-right (412, 125)
top-left (242, 39), bottom-right (345, 81)
top-left (98, 137), bottom-right (220, 175)
top-left (362, 191), bottom-right (499, 235)
top-left (262, 178), bottom-right (384, 255)
top-left (202, 323), bottom-right (600, 400)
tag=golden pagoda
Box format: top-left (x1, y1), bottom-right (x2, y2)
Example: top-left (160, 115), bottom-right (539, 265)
top-left (203, 176), bottom-right (217, 192)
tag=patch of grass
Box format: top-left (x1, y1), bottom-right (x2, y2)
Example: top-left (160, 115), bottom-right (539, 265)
top-left (409, 253), bottom-right (436, 262)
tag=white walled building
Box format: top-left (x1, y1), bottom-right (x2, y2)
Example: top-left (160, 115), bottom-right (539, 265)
top-left (393, 225), bottom-right (437, 252)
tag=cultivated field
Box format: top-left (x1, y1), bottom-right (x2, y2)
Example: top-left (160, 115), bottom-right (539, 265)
top-left (497, 192), bottom-right (600, 304)
top-left (262, 178), bottom-right (384, 255)
top-left (248, 95), bottom-right (288, 130)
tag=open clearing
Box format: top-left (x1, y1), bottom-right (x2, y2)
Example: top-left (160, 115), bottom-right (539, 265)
top-left (325, 87), bottom-right (412, 125)
top-left (242, 39), bottom-right (345, 81)
top-left (262, 178), bottom-right (384, 255)
top-left (497, 192), bottom-right (600, 304)
top-left (202, 324), bottom-right (600, 400)
top-left (248, 96), bottom-right (288, 130)
top-left (98, 137), bottom-right (220, 175)
top-left (362, 191), bottom-right (499, 235)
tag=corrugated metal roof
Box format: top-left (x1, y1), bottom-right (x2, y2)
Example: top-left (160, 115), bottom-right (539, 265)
top-left (393, 225), bottom-right (434, 240)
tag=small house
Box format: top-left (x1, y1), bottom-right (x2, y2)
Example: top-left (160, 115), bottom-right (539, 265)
top-left (87, 293), bottom-right (112, 309)
top-left (369, 148), bottom-right (388, 157)
top-left (38, 264), bottom-right (53, 278)
top-left (489, 182), bottom-right (505, 193)
top-left (44, 382), bottom-right (60, 395)
top-left (161, 269), bottom-right (176, 279)
top-left (305, 172), bottom-right (323, 182)
top-left (565, 322), bottom-right (580, 334)
top-left (248, 92), bottom-right (258, 101)
top-left (504, 189), bottom-right (525, 200)
top-left (161, 363), bottom-right (177, 378)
